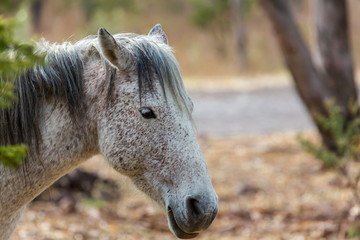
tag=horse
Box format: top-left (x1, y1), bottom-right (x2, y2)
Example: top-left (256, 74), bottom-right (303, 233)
top-left (0, 24), bottom-right (218, 239)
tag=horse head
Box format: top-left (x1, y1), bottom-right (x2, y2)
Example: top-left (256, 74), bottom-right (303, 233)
top-left (92, 25), bottom-right (218, 238)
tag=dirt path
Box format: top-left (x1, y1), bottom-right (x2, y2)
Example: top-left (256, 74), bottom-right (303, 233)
top-left (190, 86), bottom-right (314, 136)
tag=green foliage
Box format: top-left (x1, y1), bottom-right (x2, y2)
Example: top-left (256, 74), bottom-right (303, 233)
top-left (0, 0), bottom-right (24, 13)
top-left (297, 102), bottom-right (360, 168)
top-left (347, 226), bottom-right (360, 238)
top-left (299, 102), bottom-right (360, 233)
top-left (347, 221), bottom-right (360, 238)
top-left (0, 80), bottom-right (16, 108)
top-left (190, 0), bottom-right (256, 29)
top-left (242, 0), bottom-right (256, 16)
top-left (0, 16), bottom-right (45, 80)
top-left (192, 3), bottom-right (214, 28)
top-left (0, 13), bottom-right (44, 168)
top-left (81, 0), bottom-right (137, 19)
top-left (297, 137), bottom-right (341, 168)
top-left (0, 144), bottom-right (28, 168)
top-left (191, 0), bottom-right (223, 28)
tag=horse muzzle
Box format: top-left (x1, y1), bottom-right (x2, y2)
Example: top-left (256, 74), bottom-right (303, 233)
top-left (167, 194), bottom-right (218, 239)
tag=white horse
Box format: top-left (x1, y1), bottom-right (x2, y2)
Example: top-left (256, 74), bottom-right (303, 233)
top-left (0, 24), bottom-right (218, 239)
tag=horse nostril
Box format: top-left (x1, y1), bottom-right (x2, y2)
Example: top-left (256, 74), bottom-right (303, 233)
top-left (181, 195), bottom-right (218, 232)
top-left (186, 197), bottom-right (202, 218)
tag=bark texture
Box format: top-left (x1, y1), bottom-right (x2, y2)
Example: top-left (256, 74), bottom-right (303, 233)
top-left (314, 0), bottom-right (357, 109)
top-left (259, 0), bottom-right (357, 151)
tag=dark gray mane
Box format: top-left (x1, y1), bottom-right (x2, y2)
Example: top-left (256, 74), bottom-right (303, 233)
top-left (0, 43), bottom-right (84, 155)
top-left (0, 33), bottom-right (190, 159)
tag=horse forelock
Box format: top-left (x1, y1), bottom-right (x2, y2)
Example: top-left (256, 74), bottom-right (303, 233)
top-left (79, 33), bottom-right (192, 115)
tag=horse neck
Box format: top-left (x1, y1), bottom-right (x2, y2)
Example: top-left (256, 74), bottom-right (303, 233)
top-left (0, 64), bottom-right (100, 220)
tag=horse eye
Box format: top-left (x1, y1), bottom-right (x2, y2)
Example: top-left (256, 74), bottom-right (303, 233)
top-left (139, 107), bottom-right (157, 119)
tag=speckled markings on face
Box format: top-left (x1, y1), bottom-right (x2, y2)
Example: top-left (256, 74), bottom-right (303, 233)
top-left (0, 25), bottom-right (218, 240)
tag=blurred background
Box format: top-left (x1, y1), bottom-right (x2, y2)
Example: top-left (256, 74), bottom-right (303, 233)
top-left (5, 0), bottom-right (360, 239)
top-left (8, 0), bottom-right (359, 76)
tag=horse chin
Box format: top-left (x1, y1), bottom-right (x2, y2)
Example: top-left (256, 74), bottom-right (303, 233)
top-left (167, 207), bottom-right (199, 239)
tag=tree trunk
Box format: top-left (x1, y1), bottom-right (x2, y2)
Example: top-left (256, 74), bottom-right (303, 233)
top-left (29, 0), bottom-right (86, 41)
top-left (29, 0), bottom-right (43, 34)
top-left (259, 0), bottom-right (358, 152)
top-left (314, 0), bottom-right (357, 113)
top-left (229, 0), bottom-right (249, 70)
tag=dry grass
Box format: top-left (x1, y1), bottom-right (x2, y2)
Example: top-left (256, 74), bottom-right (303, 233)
top-left (13, 132), bottom-right (358, 240)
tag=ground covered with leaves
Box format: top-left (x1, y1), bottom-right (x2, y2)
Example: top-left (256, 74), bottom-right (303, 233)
top-left (12, 132), bottom-right (360, 239)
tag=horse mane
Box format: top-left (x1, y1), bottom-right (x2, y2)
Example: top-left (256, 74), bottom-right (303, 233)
top-left (0, 42), bottom-right (84, 155)
top-left (0, 32), bottom-right (191, 155)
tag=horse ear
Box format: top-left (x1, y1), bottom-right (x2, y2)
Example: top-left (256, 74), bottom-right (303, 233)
top-left (98, 27), bottom-right (130, 70)
top-left (148, 24), bottom-right (168, 45)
